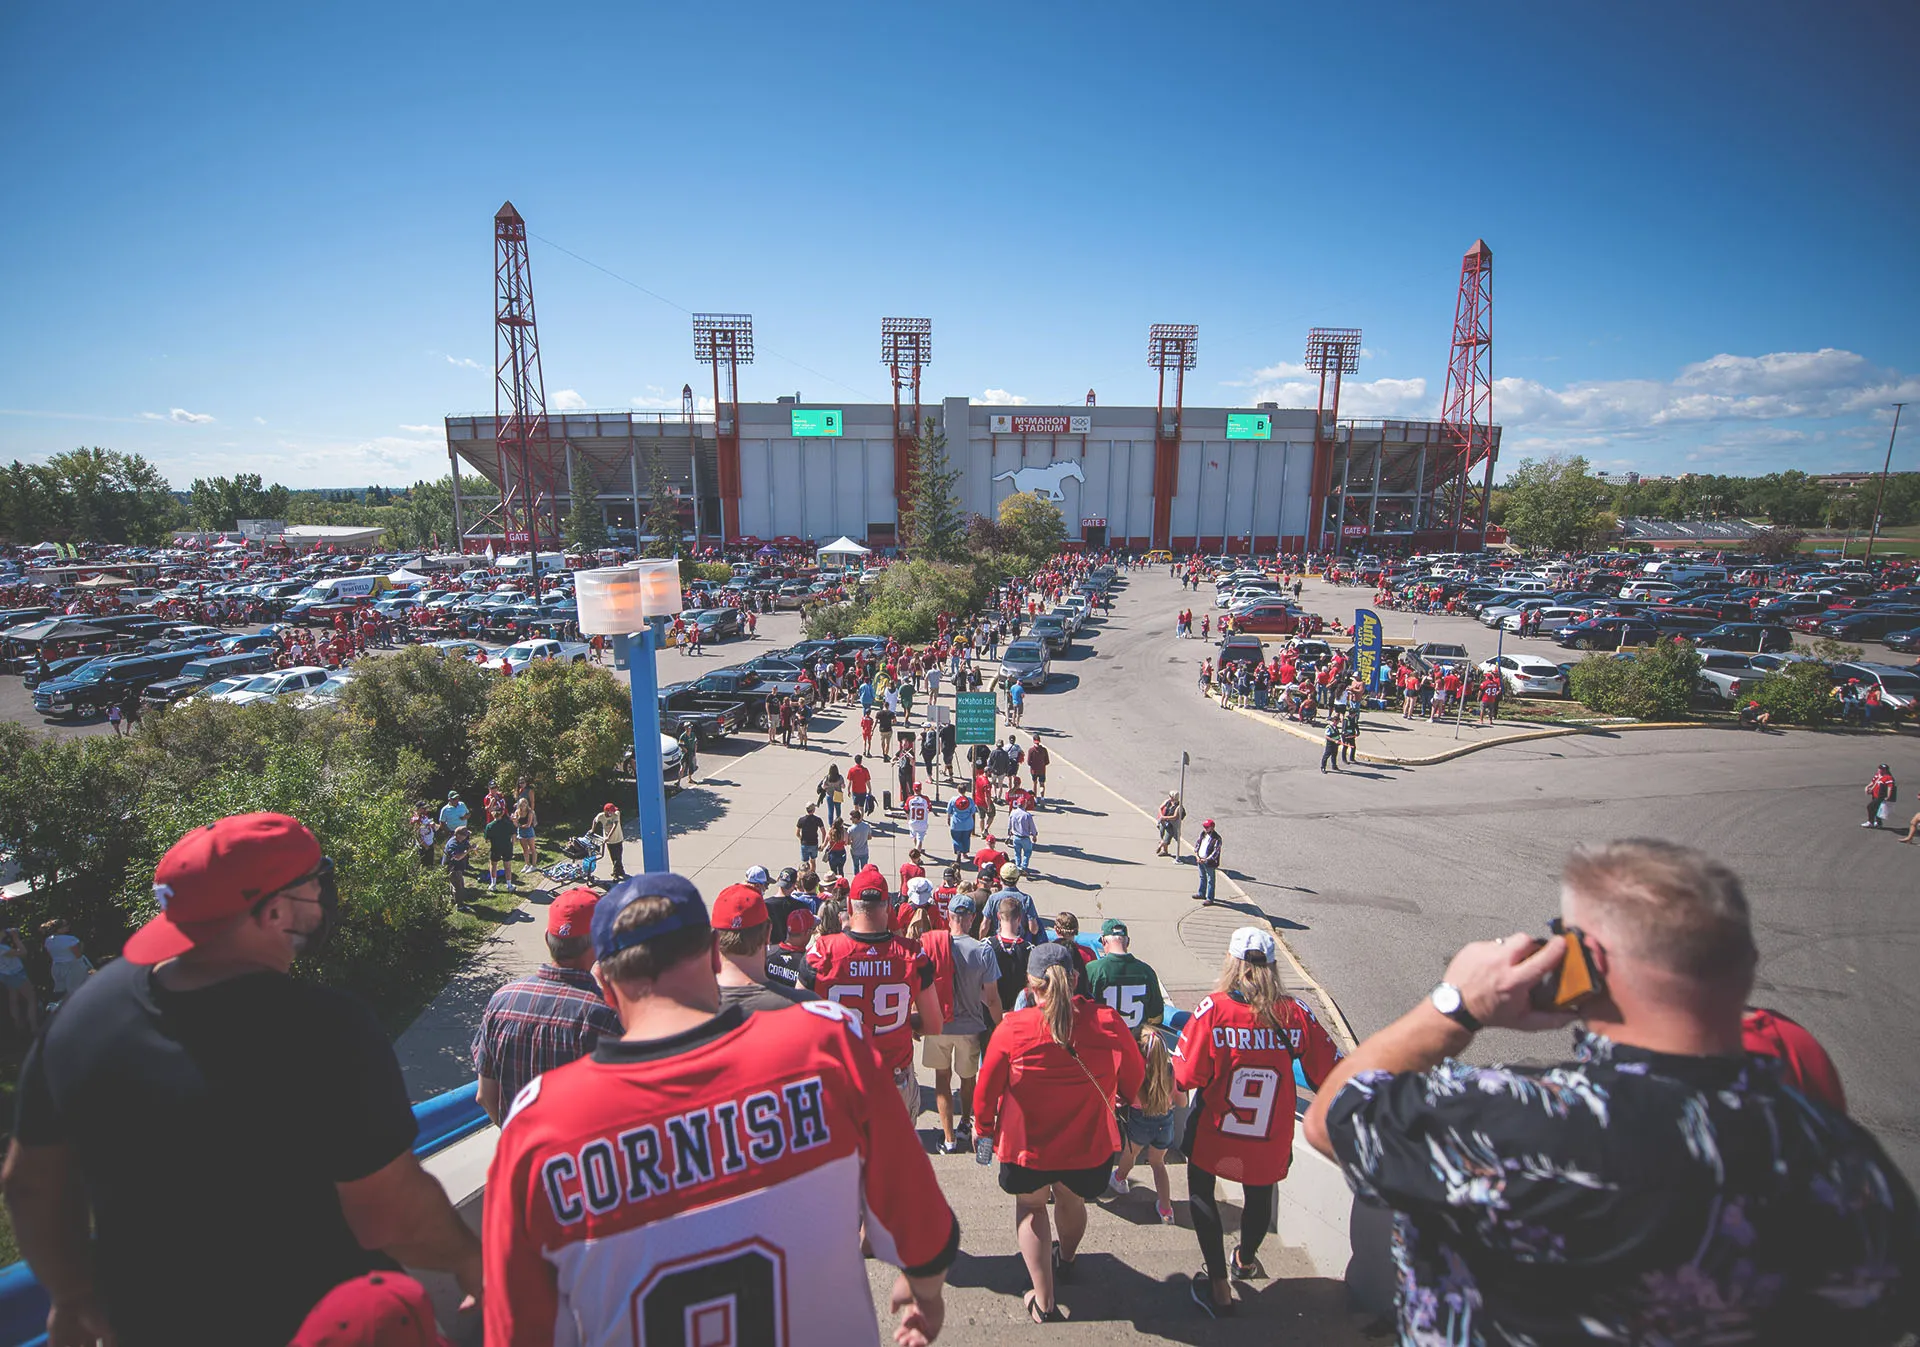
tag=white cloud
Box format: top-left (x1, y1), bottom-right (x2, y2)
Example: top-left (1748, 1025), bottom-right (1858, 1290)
top-left (977, 388), bottom-right (1030, 406)
top-left (399, 423), bottom-right (438, 433)
top-left (1242, 364), bottom-right (1432, 420)
top-left (253, 416), bottom-right (267, 425)
top-left (550, 389), bottom-right (588, 411)
top-left (142, 407), bottom-right (214, 424)
top-left (444, 355), bottom-right (482, 370)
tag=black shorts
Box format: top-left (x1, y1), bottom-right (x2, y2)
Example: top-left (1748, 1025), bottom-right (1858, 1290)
top-left (489, 843), bottom-right (513, 863)
top-left (997, 1156), bottom-right (1115, 1200)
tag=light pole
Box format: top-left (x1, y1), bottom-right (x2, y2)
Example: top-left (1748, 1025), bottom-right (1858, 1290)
top-left (1865, 403), bottom-right (1906, 563)
top-left (576, 559), bottom-right (683, 872)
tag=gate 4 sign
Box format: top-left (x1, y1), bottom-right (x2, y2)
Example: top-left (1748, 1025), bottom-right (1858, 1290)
top-left (954, 691), bottom-right (998, 744)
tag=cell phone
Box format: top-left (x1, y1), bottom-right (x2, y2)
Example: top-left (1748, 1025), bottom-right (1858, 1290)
top-left (1529, 919), bottom-right (1606, 1012)
top-left (974, 1135), bottom-right (994, 1165)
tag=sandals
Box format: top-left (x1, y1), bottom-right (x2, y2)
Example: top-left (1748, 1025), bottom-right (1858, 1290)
top-left (1023, 1290), bottom-right (1065, 1324)
top-left (1189, 1272), bottom-right (1235, 1318)
top-left (1231, 1245), bottom-right (1263, 1280)
top-left (1051, 1240), bottom-right (1076, 1282)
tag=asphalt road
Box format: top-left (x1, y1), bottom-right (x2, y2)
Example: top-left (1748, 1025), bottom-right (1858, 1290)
top-left (1036, 568), bottom-right (1920, 1181)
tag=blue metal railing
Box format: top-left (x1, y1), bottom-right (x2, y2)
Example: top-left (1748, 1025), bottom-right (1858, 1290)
top-left (0, 1083), bottom-right (490, 1347)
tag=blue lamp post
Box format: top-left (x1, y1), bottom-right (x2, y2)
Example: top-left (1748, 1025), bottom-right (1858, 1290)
top-left (575, 559), bottom-right (682, 872)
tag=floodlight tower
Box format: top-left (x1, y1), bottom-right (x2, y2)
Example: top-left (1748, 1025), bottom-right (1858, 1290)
top-left (494, 201), bottom-right (555, 594)
top-left (1437, 240), bottom-right (1495, 549)
top-left (1303, 327), bottom-right (1362, 555)
top-left (1148, 324), bottom-right (1198, 550)
top-left (883, 318), bottom-right (932, 521)
top-left (694, 314), bottom-right (754, 544)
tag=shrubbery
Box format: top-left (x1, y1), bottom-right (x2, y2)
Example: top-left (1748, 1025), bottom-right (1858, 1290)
top-left (1751, 660), bottom-right (1836, 726)
top-left (469, 658), bottom-right (632, 815)
top-left (340, 646), bottom-right (494, 796)
top-left (1567, 640), bottom-right (1702, 720)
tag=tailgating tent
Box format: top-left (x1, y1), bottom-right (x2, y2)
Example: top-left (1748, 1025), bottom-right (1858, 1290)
top-left (387, 568), bottom-right (432, 585)
top-left (75, 574), bottom-right (134, 589)
top-left (2, 618), bottom-right (113, 646)
top-left (26, 542), bottom-right (59, 555)
top-left (816, 537), bottom-right (870, 569)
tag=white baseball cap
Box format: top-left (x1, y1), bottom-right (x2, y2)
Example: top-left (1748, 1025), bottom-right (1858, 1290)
top-left (1228, 926), bottom-right (1277, 967)
top-left (905, 876), bottom-right (936, 905)
top-left (744, 865), bottom-right (772, 886)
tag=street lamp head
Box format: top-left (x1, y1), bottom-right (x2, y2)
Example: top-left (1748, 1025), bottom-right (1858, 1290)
top-left (575, 560), bottom-right (683, 634)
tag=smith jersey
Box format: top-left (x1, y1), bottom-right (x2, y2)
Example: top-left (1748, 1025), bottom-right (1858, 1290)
top-left (1172, 991), bottom-right (1338, 1186)
top-left (807, 931), bottom-right (936, 1072)
top-left (484, 1002), bottom-right (959, 1347)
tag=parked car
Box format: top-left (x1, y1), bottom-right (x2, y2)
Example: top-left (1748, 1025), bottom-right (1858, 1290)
top-left (1500, 605), bottom-right (1589, 633)
top-left (297, 671), bottom-right (357, 710)
top-left (1230, 602), bottom-right (1313, 636)
top-left (498, 638), bottom-right (592, 672)
top-left (220, 666), bottom-right (331, 706)
top-left (1478, 653), bottom-right (1567, 696)
top-left (1815, 607), bottom-right (1920, 641)
top-left (1693, 623), bottom-right (1794, 654)
top-left (690, 608), bottom-right (742, 640)
top-left (999, 640), bottom-right (1052, 689)
top-left (1556, 616), bottom-right (1660, 651)
top-left (1405, 641), bottom-right (1473, 673)
top-left (141, 651), bottom-right (278, 709)
top-left (1693, 651), bottom-right (1761, 704)
top-left (1828, 662), bottom-right (1920, 716)
top-left (33, 646), bottom-right (219, 719)
top-left (1884, 627), bottom-right (1920, 653)
top-left (1029, 613), bottom-right (1073, 653)
top-left (1214, 634), bottom-right (1268, 672)
top-left (426, 638), bottom-right (492, 661)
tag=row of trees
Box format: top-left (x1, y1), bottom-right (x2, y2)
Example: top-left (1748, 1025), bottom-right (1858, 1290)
top-left (1493, 455), bottom-right (1920, 552)
top-left (0, 449), bottom-right (181, 545)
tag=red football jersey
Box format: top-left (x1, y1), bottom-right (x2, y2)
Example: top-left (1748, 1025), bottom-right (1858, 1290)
top-left (484, 1002), bottom-right (959, 1346)
top-left (917, 929), bottom-right (956, 1021)
top-left (1173, 991), bottom-right (1338, 1186)
top-left (807, 930), bottom-right (936, 1072)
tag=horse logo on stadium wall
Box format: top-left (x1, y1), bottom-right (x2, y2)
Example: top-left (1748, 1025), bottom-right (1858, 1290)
top-left (991, 461), bottom-right (1085, 501)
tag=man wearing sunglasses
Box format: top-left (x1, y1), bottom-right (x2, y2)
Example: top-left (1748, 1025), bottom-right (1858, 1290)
top-left (4, 812), bottom-right (480, 1347)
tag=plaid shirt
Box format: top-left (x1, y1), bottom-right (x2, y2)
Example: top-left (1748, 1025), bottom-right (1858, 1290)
top-left (471, 965), bottom-right (622, 1109)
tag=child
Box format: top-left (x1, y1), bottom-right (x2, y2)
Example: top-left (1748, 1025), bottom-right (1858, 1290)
top-left (1111, 1025), bottom-right (1180, 1224)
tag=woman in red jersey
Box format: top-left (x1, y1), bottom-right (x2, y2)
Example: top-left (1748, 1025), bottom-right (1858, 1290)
top-left (975, 943), bottom-right (1144, 1323)
top-left (1173, 926), bottom-right (1339, 1318)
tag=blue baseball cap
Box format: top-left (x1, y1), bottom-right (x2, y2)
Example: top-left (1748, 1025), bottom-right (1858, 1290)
top-left (592, 872), bottom-right (709, 961)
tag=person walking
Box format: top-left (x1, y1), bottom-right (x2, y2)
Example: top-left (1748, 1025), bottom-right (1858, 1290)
top-left (919, 894), bottom-right (1004, 1153)
top-left (1025, 733), bottom-right (1050, 802)
top-left (905, 784), bottom-right (932, 852)
top-left (472, 887), bottom-right (622, 1122)
top-left (819, 763), bottom-right (847, 825)
top-left (1156, 791), bottom-right (1185, 857)
top-left (8, 813), bottom-right (480, 1345)
top-left (1176, 926), bottom-right (1338, 1316)
top-left (711, 882), bottom-right (819, 1014)
top-left (847, 806), bottom-right (874, 874)
top-left (589, 803), bottom-right (627, 882)
top-left (974, 944), bottom-right (1146, 1324)
top-left (1110, 1024), bottom-right (1180, 1225)
top-left (1085, 919), bottom-right (1164, 1029)
top-left (1193, 819), bottom-right (1223, 905)
top-left (1865, 763), bottom-right (1897, 828)
top-left (895, 740), bottom-right (917, 806)
top-left (1320, 713), bottom-right (1342, 773)
top-left (1007, 797), bottom-right (1039, 874)
top-left (939, 717), bottom-right (958, 780)
top-left (947, 789), bottom-right (978, 862)
top-left (847, 753), bottom-right (874, 815)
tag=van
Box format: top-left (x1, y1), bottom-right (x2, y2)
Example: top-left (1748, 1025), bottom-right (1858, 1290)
top-left (1664, 566), bottom-right (1730, 586)
top-left (288, 575), bottom-right (390, 608)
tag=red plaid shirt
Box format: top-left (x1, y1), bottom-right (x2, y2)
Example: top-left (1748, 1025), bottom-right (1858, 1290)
top-left (471, 965), bottom-right (621, 1109)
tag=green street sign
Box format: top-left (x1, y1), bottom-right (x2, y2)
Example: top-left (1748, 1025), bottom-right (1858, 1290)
top-left (955, 691), bottom-right (998, 744)
top-left (1225, 412), bottom-right (1271, 440)
top-left (790, 408), bottom-right (843, 437)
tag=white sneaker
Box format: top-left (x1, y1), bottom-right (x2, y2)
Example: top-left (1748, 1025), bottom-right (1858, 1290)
top-left (1863, 821), bottom-right (1877, 827)
top-left (1108, 1173), bottom-right (1130, 1197)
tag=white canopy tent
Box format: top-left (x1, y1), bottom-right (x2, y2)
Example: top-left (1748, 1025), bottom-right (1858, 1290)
top-left (816, 536), bottom-right (871, 570)
top-left (387, 568), bottom-right (432, 586)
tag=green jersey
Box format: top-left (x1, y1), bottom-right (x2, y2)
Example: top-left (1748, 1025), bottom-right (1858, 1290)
top-left (1086, 951), bottom-right (1164, 1029)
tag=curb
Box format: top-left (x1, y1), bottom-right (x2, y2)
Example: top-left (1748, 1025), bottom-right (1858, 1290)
top-left (1213, 695), bottom-right (1731, 766)
top-left (1043, 741), bottom-right (1359, 1052)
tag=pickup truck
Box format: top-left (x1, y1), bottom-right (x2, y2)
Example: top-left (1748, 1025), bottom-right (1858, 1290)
top-left (674, 668), bottom-right (813, 729)
top-left (497, 638), bottom-right (593, 672)
top-left (657, 681), bottom-right (749, 743)
top-left (1405, 641), bottom-right (1473, 674)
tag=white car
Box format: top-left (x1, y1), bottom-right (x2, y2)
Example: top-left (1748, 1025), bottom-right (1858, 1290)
top-left (1619, 579), bottom-right (1684, 601)
top-left (159, 624), bottom-right (228, 644)
top-left (1479, 597), bottom-right (1556, 627)
top-left (219, 666), bottom-right (331, 705)
top-left (427, 638), bottom-right (492, 661)
top-left (1500, 605), bottom-right (1591, 633)
top-left (297, 671), bottom-right (357, 709)
top-left (188, 675), bottom-right (253, 703)
top-left (499, 638), bottom-right (592, 672)
top-left (1479, 653), bottom-right (1568, 697)
top-left (1217, 583), bottom-right (1282, 608)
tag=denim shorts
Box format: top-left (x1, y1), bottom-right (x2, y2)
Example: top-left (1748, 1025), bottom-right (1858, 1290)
top-left (1122, 1106), bottom-right (1176, 1151)
top-left (800, 845), bottom-right (819, 863)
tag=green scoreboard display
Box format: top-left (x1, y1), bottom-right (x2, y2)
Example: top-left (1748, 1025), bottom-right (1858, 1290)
top-left (1225, 412), bottom-right (1272, 440)
top-left (790, 409), bottom-right (843, 437)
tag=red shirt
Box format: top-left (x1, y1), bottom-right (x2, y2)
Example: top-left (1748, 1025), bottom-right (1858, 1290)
top-left (976, 998), bottom-right (1144, 1171)
top-left (1173, 991), bottom-right (1338, 1185)
top-left (897, 860), bottom-right (925, 892)
top-left (1743, 1007), bottom-right (1846, 1112)
top-left (484, 1002), bottom-right (957, 1346)
top-left (918, 929), bottom-right (957, 1021)
top-left (846, 763), bottom-right (871, 795)
top-left (807, 930), bottom-right (936, 1073)
top-left (973, 846), bottom-right (1007, 876)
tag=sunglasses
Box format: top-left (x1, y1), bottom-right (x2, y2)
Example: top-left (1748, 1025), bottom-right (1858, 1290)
top-left (254, 857), bottom-right (337, 914)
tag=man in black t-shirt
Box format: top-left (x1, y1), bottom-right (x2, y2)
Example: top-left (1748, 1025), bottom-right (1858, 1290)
top-left (795, 803), bottom-right (826, 867)
top-left (3, 812), bottom-right (480, 1347)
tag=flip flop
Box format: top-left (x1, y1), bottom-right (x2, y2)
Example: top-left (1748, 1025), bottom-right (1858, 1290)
top-left (1023, 1290), bottom-right (1064, 1324)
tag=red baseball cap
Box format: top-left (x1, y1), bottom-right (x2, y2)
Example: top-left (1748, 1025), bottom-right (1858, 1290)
top-left (547, 886), bottom-right (599, 938)
top-left (710, 883), bottom-right (770, 930)
top-left (290, 1272), bottom-right (449, 1347)
top-left (785, 909), bottom-right (816, 940)
top-left (125, 813), bottom-right (322, 965)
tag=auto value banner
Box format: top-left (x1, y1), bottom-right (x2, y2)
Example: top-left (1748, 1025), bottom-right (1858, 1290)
top-left (1352, 608), bottom-right (1384, 689)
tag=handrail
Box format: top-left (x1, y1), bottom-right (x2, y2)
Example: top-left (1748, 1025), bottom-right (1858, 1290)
top-left (0, 1083), bottom-right (490, 1347)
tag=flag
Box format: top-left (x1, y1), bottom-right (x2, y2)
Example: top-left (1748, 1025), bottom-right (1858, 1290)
top-left (485, 541), bottom-right (496, 562)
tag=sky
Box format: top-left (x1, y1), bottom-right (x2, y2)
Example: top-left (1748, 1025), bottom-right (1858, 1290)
top-left (2, 0), bottom-right (1916, 488)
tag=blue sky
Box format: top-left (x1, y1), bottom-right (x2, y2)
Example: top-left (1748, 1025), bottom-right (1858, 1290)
top-left (2, 0), bottom-right (1915, 488)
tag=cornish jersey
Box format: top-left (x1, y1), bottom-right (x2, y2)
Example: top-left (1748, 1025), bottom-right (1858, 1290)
top-left (1172, 991), bottom-right (1338, 1185)
top-left (807, 930), bottom-right (936, 1072)
top-left (484, 1003), bottom-right (959, 1346)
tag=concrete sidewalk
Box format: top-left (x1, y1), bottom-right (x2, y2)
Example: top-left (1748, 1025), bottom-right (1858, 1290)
top-left (397, 681), bottom-right (1371, 1341)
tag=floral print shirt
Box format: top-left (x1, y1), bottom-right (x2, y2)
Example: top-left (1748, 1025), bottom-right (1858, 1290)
top-left (1327, 1028), bottom-right (1918, 1345)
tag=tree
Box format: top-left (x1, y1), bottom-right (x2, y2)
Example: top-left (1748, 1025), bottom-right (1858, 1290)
top-left (643, 451), bottom-right (683, 558)
top-left (1750, 527), bottom-right (1807, 562)
top-left (338, 647), bottom-right (496, 795)
top-left (900, 421), bottom-right (967, 563)
top-left (997, 491), bottom-right (1066, 565)
top-left (1500, 455), bottom-right (1610, 552)
top-left (469, 659), bottom-right (633, 814)
top-left (0, 449), bottom-right (182, 544)
top-left (189, 472), bottom-right (291, 532)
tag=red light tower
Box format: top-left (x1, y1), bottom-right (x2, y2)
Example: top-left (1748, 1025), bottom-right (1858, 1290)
top-left (1148, 324), bottom-right (1198, 550)
top-left (493, 201), bottom-right (559, 594)
top-left (1437, 240), bottom-right (1495, 549)
top-left (882, 318), bottom-right (932, 524)
top-left (1303, 327), bottom-right (1362, 555)
top-left (694, 315), bottom-right (753, 544)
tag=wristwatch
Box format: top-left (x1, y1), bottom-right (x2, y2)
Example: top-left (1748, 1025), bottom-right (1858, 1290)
top-left (1430, 982), bottom-right (1480, 1032)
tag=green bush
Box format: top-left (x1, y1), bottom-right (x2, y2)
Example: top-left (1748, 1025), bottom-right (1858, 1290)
top-left (339, 646), bottom-right (494, 796)
top-left (1751, 660), bottom-right (1835, 726)
top-left (1567, 640), bottom-right (1701, 720)
top-left (469, 658), bottom-right (632, 814)
top-left (690, 562), bottom-right (735, 584)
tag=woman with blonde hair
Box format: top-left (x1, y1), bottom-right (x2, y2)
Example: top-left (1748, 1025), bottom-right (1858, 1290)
top-left (1109, 1024), bottom-right (1181, 1224)
top-left (1173, 927), bottom-right (1340, 1318)
top-left (975, 943), bottom-right (1144, 1323)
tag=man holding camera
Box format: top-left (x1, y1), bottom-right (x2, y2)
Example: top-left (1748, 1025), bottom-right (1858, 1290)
top-left (1305, 838), bottom-right (1919, 1345)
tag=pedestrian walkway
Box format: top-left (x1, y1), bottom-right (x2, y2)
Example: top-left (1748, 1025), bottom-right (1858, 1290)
top-left (394, 685), bottom-right (1370, 1342)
